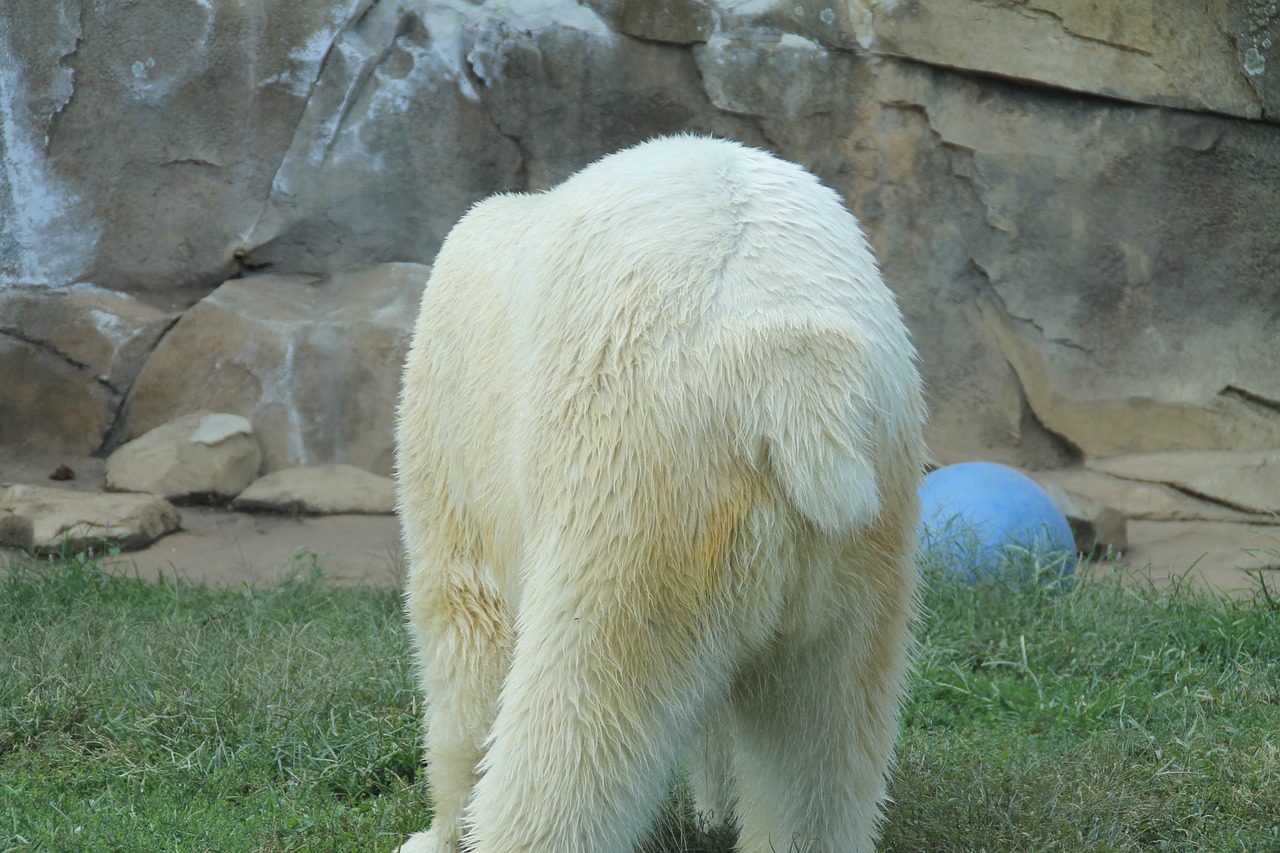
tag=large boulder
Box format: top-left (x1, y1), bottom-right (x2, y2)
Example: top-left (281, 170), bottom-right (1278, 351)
top-left (106, 413), bottom-right (262, 502)
top-left (0, 285), bottom-right (175, 454)
top-left (0, 483), bottom-right (180, 554)
top-left (121, 265), bottom-right (428, 475)
top-left (845, 60), bottom-right (1280, 463)
top-left (1035, 467), bottom-right (1272, 526)
top-left (0, 0), bottom-right (354, 293)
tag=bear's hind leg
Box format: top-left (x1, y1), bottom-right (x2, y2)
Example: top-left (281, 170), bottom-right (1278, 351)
top-left (729, 590), bottom-right (914, 853)
top-left (402, 558), bottom-right (514, 853)
top-left (687, 702), bottom-right (737, 831)
top-left (462, 545), bottom-right (741, 853)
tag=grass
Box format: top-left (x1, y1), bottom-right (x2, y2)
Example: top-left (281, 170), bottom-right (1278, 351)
top-left (2, 545), bottom-right (1278, 851)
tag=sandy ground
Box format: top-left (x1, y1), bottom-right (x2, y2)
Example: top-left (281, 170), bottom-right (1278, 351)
top-left (3, 449), bottom-right (1277, 593)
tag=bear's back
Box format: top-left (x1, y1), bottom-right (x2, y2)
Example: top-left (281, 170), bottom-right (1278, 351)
top-left (402, 136), bottom-right (923, 605)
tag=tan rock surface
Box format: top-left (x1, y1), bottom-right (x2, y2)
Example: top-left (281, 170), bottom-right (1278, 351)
top-left (1102, 520), bottom-right (1280, 596)
top-left (96, 507), bottom-right (403, 588)
top-left (868, 0), bottom-right (1272, 120)
top-left (0, 483), bottom-right (180, 554)
top-left (859, 60), bottom-right (1280, 463)
top-left (233, 465), bottom-right (395, 515)
top-left (106, 413), bottom-right (262, 501)
top-left (1033, 467), bottom-right (1269, 525)
top-left (0, 285), bottom-right (175, 454)
top-left (122, 266), bottom-right (427, 476)
top-left (1088, 451), bottom-right (1280, 518)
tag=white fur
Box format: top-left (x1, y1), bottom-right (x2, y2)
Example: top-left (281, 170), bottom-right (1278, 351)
top-left (395, 136), bottom-right (926, 853)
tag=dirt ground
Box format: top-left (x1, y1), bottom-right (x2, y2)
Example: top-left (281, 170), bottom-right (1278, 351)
top-left (3, 449), bottom-right (1277, 594)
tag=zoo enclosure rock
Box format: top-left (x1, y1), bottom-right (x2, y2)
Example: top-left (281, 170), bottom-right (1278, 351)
top-left (0, 483), bottom-right (180, 554)
top-left (1, 0), bottom-right (1278, 486)
top-left (232, 465), bottom-right (396, 516)
top-left (106, 412), bottom-right (263, 502)
top-left (0, 285), bottom-right (176, 455)
top-left (122, 265), bottom-right (429, 476)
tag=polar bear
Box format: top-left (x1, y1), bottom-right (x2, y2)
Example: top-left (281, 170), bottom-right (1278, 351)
top-left (394, 136), bottom-right (926, 853)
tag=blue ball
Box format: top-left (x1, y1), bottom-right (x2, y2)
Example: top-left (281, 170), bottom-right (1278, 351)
top-left (917, 461), bottom-right (1076, 583)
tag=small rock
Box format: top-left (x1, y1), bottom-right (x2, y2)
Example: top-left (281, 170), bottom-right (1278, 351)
top-left (232, 465), bottom-right (396, 516)
top-left (1041, 482), bottom-right (1127, 557)
top-left (0, 483), bottom-right (180, 554)
top-left (49, 464), bottom-right (75, 481)
top-left (106, 412), bottom-right (262, 502)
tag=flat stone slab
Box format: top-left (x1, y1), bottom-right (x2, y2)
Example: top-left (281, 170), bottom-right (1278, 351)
top-left (1088, 451), bottom-right (1280, 519)
top-left (232, 465), bottom-right (396, 515)
top-left (1034, 467), bottom-right (1268, 525)
top-left (0, 483), bottom-right (180, 554)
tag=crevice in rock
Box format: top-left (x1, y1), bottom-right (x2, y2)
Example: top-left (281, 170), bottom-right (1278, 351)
top-left (238, 0), bottom-right (382, 258)
top-left (972, 259), bottom-right (1091, 354)
top-left (320, 1), bottom-right (408, 167)
top-left (864, 49), bottom-right (1266, 125)
top-left (1016, 391), bottom-right (1084, 469)
top-left (46, 5), bottom-right (85, 146)
top-left (1222, 384), bottom-right (1280, 415)
top-left (1021, 2), bottom-right (1156, 57)
top-left (92, 313), bottom-right (184, 458)
top-left (230, 249), bottom-right (274, 278)
top-left (0, 328), bottom-right (90, 372)
top-left (1100, 471), bottom-right (1274, 519)
top-left (160, 158), bottom-right (222, 168)
top-left (461, 48), bottom-right (530, 190)
top-left (971, 280), bottom-right (1083, 468)
top-left (615, 29), bottom-right (709, 49)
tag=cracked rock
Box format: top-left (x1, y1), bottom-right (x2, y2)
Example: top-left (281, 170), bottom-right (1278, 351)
top-left (1038, 480), bottom-right (1127, 555)
top-left (0, 285), bottom-right (175, 454)
top-left (1035, 467), bottom-right (1267, 526)
top-left (122, 265), bottom-right (428, 475)
top-left (868, 0), bottom-right (1272, 121)
top-left (1088, 451), bottom-right (1280, 520)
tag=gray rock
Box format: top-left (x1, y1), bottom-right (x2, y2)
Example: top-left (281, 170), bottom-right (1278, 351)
top-left (106, 412), bottom-right (262, 501)
top-left (0, 0), bottom-right (349, 293)
top-left (122, 265), bottom-right (427, 475)
top-left (0, 483), bottom-right (180, 554)
top-left (3, 0), bottom-right (1279, 475)
top-left (233, 465), bottom-right (396, 515)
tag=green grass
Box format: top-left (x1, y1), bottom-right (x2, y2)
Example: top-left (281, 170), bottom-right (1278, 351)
top-left (2, 546), bottom-right (1278, 852)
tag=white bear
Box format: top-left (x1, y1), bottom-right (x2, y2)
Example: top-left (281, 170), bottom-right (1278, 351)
top-left (394, 135), bottom-right (926, 853)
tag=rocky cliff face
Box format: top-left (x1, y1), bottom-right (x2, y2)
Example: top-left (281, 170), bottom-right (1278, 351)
top-left (2, 0), bottom-right (1278, 473)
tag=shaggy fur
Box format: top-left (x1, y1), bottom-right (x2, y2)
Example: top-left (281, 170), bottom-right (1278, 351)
top-left (394, 136), bottom-right (926, 853)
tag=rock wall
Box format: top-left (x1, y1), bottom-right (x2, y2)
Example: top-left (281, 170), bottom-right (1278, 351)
top-left (2, 0), bottom-right (1278, 474)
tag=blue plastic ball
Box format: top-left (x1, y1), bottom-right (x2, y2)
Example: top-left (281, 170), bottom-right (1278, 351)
top-left (917, 461), bottom-right (1076, 583)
